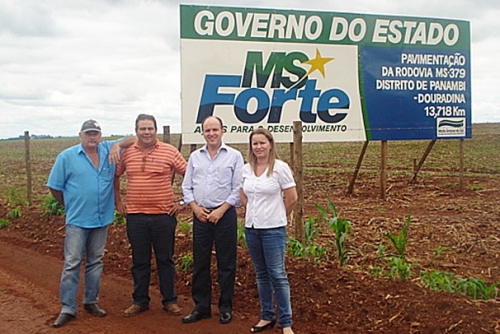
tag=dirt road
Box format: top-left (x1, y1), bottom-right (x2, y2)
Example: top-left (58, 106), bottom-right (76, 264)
top-left (0, 237), bottom-right (254, 334)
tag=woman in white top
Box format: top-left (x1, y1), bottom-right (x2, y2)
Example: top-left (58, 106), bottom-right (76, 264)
top-left (240, 129), bottom-right (298, 334)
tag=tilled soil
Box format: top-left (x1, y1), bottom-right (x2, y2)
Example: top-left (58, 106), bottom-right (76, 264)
top-left (1, 174), bottom-right (500, 333)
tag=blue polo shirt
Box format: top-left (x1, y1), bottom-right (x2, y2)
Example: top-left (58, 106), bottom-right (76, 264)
top-left (46, 140), bottom-right (119, 228)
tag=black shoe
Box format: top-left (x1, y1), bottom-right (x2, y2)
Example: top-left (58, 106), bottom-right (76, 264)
top-left (219, 312), bottom-right (232, 324)
top-left (182, 310), bottom-right (211, 324)
top-left (84, 303), bottom-right (107, 317)
top-left (251, 319), bottom-right (277, 333)
top-left (53, 313), bottom-right (75, 328)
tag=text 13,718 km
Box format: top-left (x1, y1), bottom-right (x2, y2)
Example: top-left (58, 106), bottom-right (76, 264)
top-left (424, 105), bottom-right (466, 118)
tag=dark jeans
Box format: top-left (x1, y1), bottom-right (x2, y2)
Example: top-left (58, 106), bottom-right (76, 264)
top-left (192, 206), bottom-right (237, 314)
top-left (126, 213), bottom-right (177, 307)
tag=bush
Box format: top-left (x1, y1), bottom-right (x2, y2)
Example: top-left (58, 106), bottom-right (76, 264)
top-left (40, 194), bottom-right (65, 217)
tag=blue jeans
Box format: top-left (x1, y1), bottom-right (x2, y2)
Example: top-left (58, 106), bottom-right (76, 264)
top-left (60, 224), bottom-right (108, 315)
top-left (126, 213), bottom-right (177, 307)
top-left (245, 226), bottom-right (293, 328)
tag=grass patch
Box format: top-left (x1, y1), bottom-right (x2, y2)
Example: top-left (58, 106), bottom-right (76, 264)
top-left (177, 252), bottom-right (193, 273)
top-left (420, 270), bottom-right (499, 300)
top-left (0, 219), bottom-right (12, 229)
top-left (40, 194), bottom-right (65, 217)
top-left (177, 221), bottom-right (192, 235)
top-left (8, 207), bottom-right (22, 219)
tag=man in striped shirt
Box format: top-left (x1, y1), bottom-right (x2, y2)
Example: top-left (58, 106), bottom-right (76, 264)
top-left (115, 114), bottom-right (187, 318)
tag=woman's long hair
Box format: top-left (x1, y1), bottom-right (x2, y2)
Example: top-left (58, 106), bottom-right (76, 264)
top-left (247, 128), bottom-right (278, 177)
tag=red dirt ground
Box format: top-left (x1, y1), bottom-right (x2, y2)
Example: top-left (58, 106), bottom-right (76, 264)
top-left (1, 174), bottom-right (500, 333)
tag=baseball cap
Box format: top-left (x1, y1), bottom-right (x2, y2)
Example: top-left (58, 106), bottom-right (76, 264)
top-left (80, 119), bottom-right (101, 133)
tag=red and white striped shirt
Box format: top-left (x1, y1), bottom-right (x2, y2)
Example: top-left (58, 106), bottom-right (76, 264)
top-left (116, 140), bottom-right (187, 214)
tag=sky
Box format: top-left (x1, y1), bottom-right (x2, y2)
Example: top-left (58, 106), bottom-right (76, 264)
top-left (1, 0), bottom-right (499, 139)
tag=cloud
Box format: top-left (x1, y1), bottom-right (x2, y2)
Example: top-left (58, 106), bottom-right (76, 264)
top-left (0, 0), bottom-right (498, 139)
top-left (0, 0), bottom-right (57, 37)
top-left (0, 0), bottom-right (180, 138)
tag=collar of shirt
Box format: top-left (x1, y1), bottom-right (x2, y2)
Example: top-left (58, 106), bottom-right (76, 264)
top-left (133, 139), bottom-right (159, 152)
top-left (200, 142), bottom-right (228, 157)
top-left (77, 142), bottom-right (99, 154)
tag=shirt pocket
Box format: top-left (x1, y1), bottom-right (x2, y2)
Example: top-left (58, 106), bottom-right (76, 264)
top-left (99, 163), bottom-right (115, 182)
top-left (217, 166), bottom-right (233, 185)
top-left (192, 163), bottom-right (206, 180)
top-left (148, 160), bottom-right (166, 175)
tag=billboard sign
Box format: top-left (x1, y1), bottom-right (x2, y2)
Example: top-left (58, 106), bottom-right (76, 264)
top-left (180, 5), bottom-right (471, 143)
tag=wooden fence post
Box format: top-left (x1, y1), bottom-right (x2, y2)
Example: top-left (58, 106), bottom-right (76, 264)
top-left (24, 131), bottom-right (32, 205)
top-left (380, 140), bottom-right (387, 200)
top-left (459, 139), bottom-right (464, 191)
top-left (347, 141), bottom-right (369, 195)
top-left (409, 140), bottom-right (436, 184)
top-left (292, 121), bottom-right (304, 242)
top-left (163, 125), bottom-right (170, 144)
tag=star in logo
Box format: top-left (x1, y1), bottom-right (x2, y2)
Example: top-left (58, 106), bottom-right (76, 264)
top-left (302, 48), bottom-right (334, 78)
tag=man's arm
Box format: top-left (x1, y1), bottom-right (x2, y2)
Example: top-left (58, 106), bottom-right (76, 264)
top-left (225, 152), bottom-right (245, 207)
top-left (114, 176), bottom-right (126, 217)
top-left (109, 136), bottom-right (136, 164)
top-left (182, 155), bottom-right (210, 223)
top-left (48, 188), bottom-right (64, 207)
top-left (181, 156), bottom-right (195, 205)
top-left (172, 147), bottom-right (188, 177)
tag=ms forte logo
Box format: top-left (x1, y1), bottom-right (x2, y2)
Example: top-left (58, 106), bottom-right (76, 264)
top-left (195, 48), bottom-right (351, 126)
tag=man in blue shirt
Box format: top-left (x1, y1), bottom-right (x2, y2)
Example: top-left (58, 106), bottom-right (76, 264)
top-left (47, 119), bottom-right (134, 328)
top-left (181, 116), bottom-right (244, 325)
